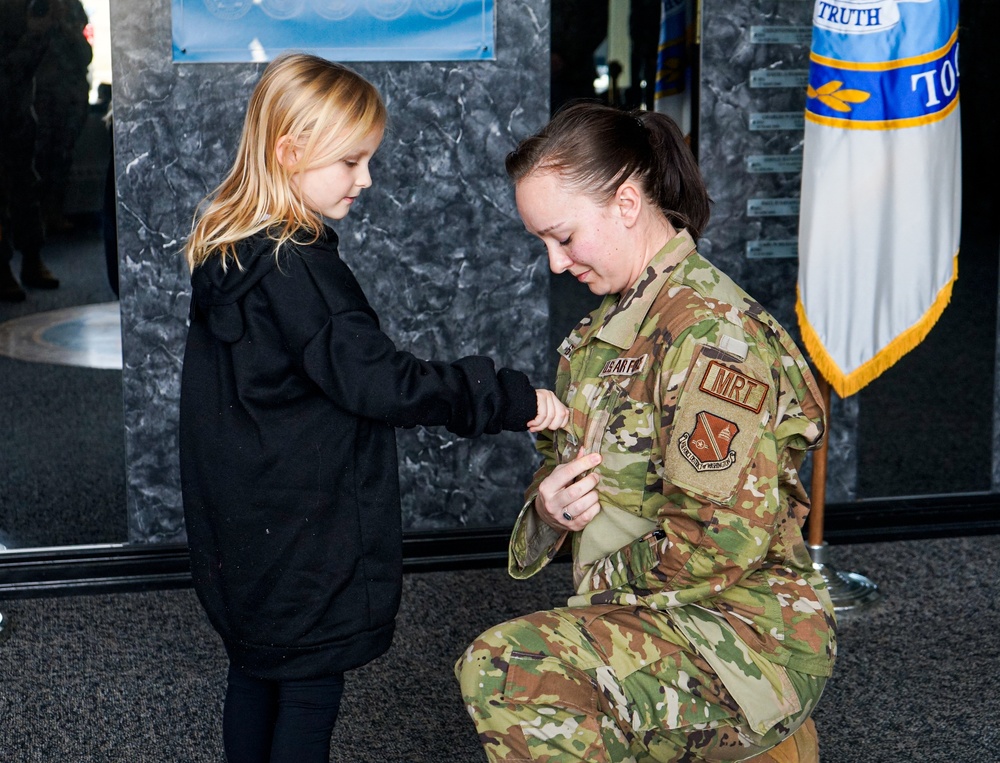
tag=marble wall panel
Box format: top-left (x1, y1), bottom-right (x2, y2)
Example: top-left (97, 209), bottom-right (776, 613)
top-left (699, 0), bottom-right (856, 502)
top-left (110, 0), bottom-right (551, 542)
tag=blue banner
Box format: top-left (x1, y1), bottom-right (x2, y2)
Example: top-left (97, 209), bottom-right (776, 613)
top-left (809, 0), bottom-right (956, 61)
top-left (806, 31), bottom-right (958, 128)
top-left (655, 0), bottom-right (688, 100)
top-left (173, 0), bottom-right (495, 63)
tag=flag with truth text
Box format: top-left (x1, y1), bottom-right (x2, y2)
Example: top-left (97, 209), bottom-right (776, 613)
top-left (797, 0), bottom-right (961, 397)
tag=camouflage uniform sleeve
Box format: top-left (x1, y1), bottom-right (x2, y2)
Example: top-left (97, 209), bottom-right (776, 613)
top-left (508, 428), bottom-right (570, 579)
top-left (772, 344), bottom-right (825, 454)
top-left (654, 332), bottom-right (781, 604)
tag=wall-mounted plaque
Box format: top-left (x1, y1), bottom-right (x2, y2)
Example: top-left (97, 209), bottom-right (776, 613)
top-left (747, 198), bottom-right (801, 217)
top-left (746, 154), bottom-right (803, 174)
top-left (749, 26), bottom-right (812, 45)
top-left (749, 69), bottom-right (809, 88)
top-left (746, 239), bottom-right (798, 259)
top-left (748, 112), bottom-right (806, 131)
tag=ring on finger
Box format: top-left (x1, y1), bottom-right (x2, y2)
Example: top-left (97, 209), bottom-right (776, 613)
top-left (562, 511), bottom-right (573, 521)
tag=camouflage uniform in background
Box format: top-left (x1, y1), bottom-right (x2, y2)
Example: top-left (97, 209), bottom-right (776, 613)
top-left (456, 230), bottom-right (836, 762)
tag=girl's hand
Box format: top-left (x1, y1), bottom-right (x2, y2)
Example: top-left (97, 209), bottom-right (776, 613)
top-left (534, 450), bottom-right (602, 532)
top-left (528, 389), bottom-right (570, 433)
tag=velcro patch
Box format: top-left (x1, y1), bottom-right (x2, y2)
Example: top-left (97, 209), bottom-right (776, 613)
top-left (699, 360), bottom-right (769, 413)
top-left (599, 354), bottom-right (648, 378)
top-left (718, 334), bottom-right (749, 361)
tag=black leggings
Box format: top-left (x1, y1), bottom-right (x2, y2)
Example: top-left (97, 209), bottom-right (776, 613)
top-left (223, 663), bottom-right (345, 763)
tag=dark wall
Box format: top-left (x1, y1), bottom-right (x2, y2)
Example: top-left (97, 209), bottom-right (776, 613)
top-left (109, 0), bottom-right (551, 543)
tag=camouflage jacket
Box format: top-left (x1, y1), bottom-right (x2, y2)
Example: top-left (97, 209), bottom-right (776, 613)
top-left (509, 230), bottom-right (836, 680)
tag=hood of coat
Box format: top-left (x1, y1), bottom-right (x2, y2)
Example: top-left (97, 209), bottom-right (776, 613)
top-left (189, 227), bottom-right (339, 343)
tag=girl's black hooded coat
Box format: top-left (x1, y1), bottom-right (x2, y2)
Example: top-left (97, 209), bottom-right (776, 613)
top-left (179, 229), bottom-right (536, 680)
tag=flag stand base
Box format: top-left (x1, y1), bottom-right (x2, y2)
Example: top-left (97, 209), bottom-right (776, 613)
top-left (808, 542), bottom-right (880, 612)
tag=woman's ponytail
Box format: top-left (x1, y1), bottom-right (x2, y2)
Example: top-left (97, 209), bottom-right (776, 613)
top-left (637, 111), bottom-right (711, 238)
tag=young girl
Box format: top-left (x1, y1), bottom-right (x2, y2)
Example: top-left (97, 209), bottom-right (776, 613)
top-left (179, 53), bottom-right (567, 763)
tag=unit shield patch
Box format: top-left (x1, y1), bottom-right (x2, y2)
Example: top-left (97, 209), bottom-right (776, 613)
top-left (678, 412), bottom-right (739, 472)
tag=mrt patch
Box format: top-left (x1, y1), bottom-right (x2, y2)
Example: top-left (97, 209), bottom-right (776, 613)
top-left (699, 360), bottom-right (769, 413)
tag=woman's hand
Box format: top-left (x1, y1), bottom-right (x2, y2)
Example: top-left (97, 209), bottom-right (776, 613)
top-left (535, 450), bottom-right (602, 532)
top-left (528, 389), bottom-right (570, 433)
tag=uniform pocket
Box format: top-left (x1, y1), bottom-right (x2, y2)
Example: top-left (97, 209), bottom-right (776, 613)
top-left (576, 606), bottom-right (735, 734)
top-left (504, 651), bottom-right (599, 716)
top-left (621, 654), bottom-right (736, 732)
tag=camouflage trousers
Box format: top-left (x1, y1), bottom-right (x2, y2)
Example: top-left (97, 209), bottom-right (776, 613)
top-left (455, 605), bottom-right (825, 763)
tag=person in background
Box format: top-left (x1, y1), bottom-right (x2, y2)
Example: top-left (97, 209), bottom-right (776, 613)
top-left (179, 53), bottom-right (568, 763)
top-left (33, 0), bottom-right (92, 232)
top-left (0, 0), bottom-right (59, 302)
top-left (456, 102), bottom-right (835, 763)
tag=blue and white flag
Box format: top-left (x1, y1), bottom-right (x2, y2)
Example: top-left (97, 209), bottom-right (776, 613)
top-left (654, 0), bottom-right (694, 136)
top-left (796, 0), bottom-right (961, 397)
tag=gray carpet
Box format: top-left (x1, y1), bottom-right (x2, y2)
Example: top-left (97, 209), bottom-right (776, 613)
top-left (0, 225), bottom-right (126, 550)
top-left (1, 535), bottom-right (998, 762)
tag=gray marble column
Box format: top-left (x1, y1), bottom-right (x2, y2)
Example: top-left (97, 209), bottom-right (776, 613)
top-left (110, 0), bottom-right (551, 542)
top-left (699, 0), bottom-right (857, 502)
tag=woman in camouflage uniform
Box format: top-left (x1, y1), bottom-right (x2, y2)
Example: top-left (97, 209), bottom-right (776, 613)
top-left (456, 103), bottom-right (835, 763)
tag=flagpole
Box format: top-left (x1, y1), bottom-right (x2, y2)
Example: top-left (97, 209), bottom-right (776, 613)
top-left (808, 372), bottom-right (881, 612)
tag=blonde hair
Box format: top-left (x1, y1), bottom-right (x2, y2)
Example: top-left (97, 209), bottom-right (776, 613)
top-left (185, 53), bottom-right (386, 271)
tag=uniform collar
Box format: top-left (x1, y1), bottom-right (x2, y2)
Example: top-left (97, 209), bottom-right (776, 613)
top-left (587, 229), bottom-right (697, 350)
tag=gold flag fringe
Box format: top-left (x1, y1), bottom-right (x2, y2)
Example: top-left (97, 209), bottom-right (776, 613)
top-left (795, 253), bottom-right (959, 398)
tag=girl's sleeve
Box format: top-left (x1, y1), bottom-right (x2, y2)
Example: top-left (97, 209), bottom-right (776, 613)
top-left (266, 249), bottom-right (537, 436)
top-left (302, 308), bottom-right (536, 436)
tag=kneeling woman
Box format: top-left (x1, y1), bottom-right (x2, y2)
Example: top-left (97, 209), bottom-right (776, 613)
top-left (456, 103), bottom-right (835, 763)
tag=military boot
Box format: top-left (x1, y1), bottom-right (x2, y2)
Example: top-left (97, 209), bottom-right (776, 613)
top-left (745, 717), bottom-right (819, 763)
top-left (20, 251), bottom-right (59, 289)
